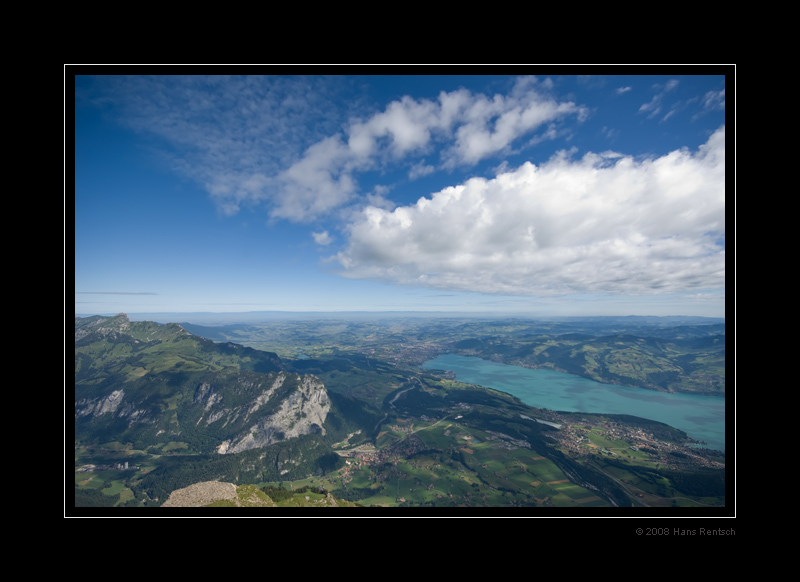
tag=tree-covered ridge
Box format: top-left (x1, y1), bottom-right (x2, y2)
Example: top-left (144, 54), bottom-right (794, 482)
top-left (74, 314), bottom-right (328, 456)
top-left (180, 315), bottom-right (725, 394)
top-left (450, 331), bottom-right (725, 394)
top-left (75, 314), bottom-right (284, 387)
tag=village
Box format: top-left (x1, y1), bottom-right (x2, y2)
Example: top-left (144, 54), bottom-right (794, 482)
top-left (329, 405), bottom-right (725, 486)
top-left (77, 460), bottom-right (140, 473)
top-left (539, 410), bottom-right (725, 471)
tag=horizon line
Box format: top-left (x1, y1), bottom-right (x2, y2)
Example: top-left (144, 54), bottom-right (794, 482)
top-left (75, 309), bottom-right (725, 319)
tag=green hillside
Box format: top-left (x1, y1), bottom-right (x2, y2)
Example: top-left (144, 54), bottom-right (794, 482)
top-left (449, 331), bottom-right (725, 394)
top-left (73, 314), bottom-right (726, 510)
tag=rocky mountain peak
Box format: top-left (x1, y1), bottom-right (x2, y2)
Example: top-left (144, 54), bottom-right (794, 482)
top-left (75, 313), bottom-right (131, 340)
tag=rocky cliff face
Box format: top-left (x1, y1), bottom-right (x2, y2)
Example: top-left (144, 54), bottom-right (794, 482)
top-left (190, 371), bottom-right (331, 454)
top-left (215, 374), bottom-right (330, 454)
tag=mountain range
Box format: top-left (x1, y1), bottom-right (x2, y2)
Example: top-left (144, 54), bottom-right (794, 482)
top-left (73, 313), bottom-right (726, 510)
top-left (74, 314), bottom-right (369, 505)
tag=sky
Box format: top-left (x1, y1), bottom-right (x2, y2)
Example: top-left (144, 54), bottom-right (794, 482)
top-left (73, 72), bottom-right (729, 319)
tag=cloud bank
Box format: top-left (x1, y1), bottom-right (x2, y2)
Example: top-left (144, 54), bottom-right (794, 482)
top-left (273, 76), bottom-right (588, 222)
top-left (84, 75), bottom-right (587, 224)
top-left (333, 126), bottom-right (725, 298)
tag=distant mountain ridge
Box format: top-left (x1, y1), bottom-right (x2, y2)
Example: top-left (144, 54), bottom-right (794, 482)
top-left (171, 314), bottom-right (725, 395)
top-left (75, 311), bottom-right (724, 327)
top-left (450, 328), bottom-right (725, 394)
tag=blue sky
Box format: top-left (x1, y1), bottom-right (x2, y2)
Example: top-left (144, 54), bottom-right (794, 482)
top-left (73, 73), bottom-right (728, 318)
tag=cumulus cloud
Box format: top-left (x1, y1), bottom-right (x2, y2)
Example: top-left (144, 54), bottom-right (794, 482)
top-left (347, 95), bottom-right (441, 160)
top-left (441, 78), bottom-right (587, 167)
top-left (333, 126), bottom-right (725, 298)
top-left (273, 135), bottom-right (358, 221)
top-left (278, 76), bottom-right (588, 221)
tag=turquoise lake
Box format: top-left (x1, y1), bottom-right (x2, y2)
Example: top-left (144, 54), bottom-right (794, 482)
top-left (421, 354), bottom-right (725, 452)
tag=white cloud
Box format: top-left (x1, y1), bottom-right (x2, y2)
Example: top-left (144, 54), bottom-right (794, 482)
top-left (639, 79), bottom-right (680, 119)
top-left (83, 75), bottom-right (358, 222)
top-left (702, 89), bottom-right (725, 111)
top-left (441, 78), bottom-right (587, 167)
top-left (347, 95), bottom-right (440, 160)
top-left (274, 135), bottom-right (357, 222)
top-left (693, 89), bottom-right (726, 121)
top-left (333, 126), bottom-right (725, 298)
top-left (312, 230), bottom-right (333, 246)
top-left (691, 89), bottom-right (726, 122)
top-left (408, 160), bottom-right (435, 180)
top-left (277, 77), bottom-right (588, 221)
top-left (84, 76), bottom-right (604, 225)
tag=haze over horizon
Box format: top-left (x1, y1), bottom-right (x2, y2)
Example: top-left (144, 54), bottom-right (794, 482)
top-left (74, 73), bottom-right (728, 318)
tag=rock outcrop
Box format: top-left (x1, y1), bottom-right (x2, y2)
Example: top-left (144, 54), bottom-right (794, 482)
top-left (160, 481), bottom-right (278, 507)
top-left (216, 374), bottom-right (330, 454)
top-left (160, 481), bottom-right (358, 507)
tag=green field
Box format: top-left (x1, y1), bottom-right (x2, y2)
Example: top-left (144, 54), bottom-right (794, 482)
top-left (288, 418), bottom-right (613, 507)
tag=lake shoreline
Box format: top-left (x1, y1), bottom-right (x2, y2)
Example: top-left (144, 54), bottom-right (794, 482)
top-left (421, 353), bottom-right (725, 453)
top-left (448, 350), bottom-right (725, 398)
